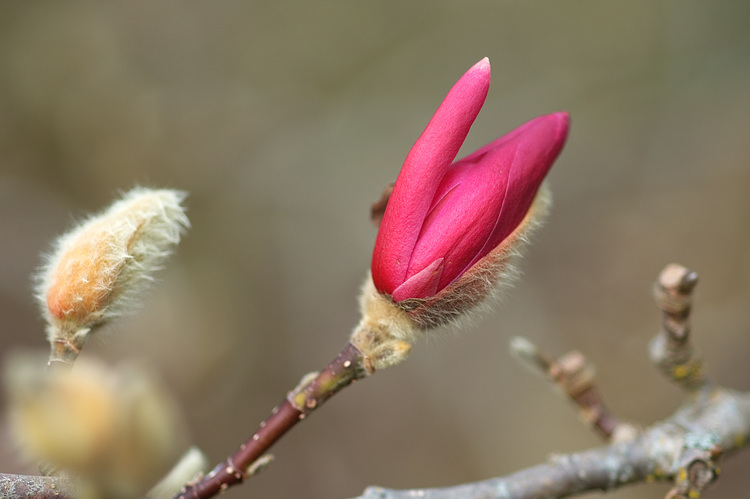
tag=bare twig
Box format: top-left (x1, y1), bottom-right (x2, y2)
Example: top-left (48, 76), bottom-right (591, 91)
top-left (350, 264), bottom-right (748, 499)
top-left (649, 263), bottom-right (705, 391)
top-left (510, 337), bottom-right (632, 441)
top-left (351, 368), bottom-right (750, 499)
top-left (47, 336), bottom-right (86, 373)
top-left (369, 182), bottom-right (394, 227)
top-left (173, 342), bottom-right (368, 499)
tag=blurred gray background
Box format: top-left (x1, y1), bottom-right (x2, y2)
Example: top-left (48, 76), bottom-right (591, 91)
top-left (2, 1), bottom-right (750, 498)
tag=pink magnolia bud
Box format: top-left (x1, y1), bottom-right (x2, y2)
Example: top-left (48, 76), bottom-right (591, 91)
top-left (371, 59), bottom-right (568, 326)
top-left (352, 59), bottom-right (568, 371)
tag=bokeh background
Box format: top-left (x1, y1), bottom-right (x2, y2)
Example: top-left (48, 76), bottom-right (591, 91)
top-left (2, 2), bottom-right (750, 498)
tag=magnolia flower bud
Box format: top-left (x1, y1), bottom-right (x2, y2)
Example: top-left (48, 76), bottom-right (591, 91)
top-left (351, 59), bottom-right (569, 371)
top-left (4, 355), bottom-right (186, 499)
top-left (36, 188), bottom-right (189, 363)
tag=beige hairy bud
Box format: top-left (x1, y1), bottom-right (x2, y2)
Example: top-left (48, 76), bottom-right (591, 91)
top-left (36, 188), bottom-right (189, 363)
top-left (350, 277), bottom-right (415, 373)
top-left (5, 355), bottom-right (186, 499)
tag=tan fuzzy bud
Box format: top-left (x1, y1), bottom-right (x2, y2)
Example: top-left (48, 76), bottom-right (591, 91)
top-left (36, 188), bottom-right (189, 362)
top-left (5, 355), bottom-right (186, 499)
top-left (350, 277), bottom-right (417, 373)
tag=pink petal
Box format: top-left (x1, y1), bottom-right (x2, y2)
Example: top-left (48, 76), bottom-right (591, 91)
top-left (372, 58), bottom-right (491, 295)
top-left (462, 112), bottom-right (570, 273)
top-left (405, 159), bottom-right (509, 291)
top-left (404, 112), bottom-right (569, 292)
top-left (392, 258), bottom-right (444, 302)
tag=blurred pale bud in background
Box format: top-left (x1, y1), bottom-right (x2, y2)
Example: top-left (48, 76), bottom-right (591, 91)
top-left (4, 355), bottom-right (188, 499)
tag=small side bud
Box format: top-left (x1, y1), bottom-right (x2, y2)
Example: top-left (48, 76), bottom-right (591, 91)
top-left (350, 277), bottom-right (418, 373)
top-left (36, 188), bottom-right (189, 364)
top-left (510, 335), bottom-right (552, 377)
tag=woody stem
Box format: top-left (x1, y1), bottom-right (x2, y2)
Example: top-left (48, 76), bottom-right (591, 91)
top-left (174, 342), bottom-right (368, 499)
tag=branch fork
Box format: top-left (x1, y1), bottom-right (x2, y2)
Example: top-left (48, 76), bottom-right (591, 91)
top-left (351, 264), bottom-right (749, 499)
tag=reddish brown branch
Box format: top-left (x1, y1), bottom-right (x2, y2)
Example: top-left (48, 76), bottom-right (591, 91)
top-left (174, 342), bottom-right (367, 499)
top-left (369, 182), bottom-right (394, 227)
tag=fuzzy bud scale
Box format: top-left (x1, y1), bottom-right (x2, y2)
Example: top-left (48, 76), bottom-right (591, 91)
top-left (36, 188), bottom-right (189, 359)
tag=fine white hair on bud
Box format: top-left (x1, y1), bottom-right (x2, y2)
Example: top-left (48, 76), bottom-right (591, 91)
top-left (35, 187), bottom-right (189, 362)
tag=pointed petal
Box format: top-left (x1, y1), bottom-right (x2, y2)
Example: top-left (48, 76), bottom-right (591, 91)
top-left (372, 59), bottom-right (491, 295)
top-left (404, 112), bottom-right (569, 292)
top-left (464, 112), bottom-right (570, 272)
top-left (405, 159), bottom-right (508, 291)
top-left (392, 258), bottom-right (444, 302)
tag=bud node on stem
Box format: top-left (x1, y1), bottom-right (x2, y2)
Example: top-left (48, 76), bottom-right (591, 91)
top-left (350, 279), bottom-right (419, 372)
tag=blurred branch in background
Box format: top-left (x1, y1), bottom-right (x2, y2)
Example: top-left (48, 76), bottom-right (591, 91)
top-left (352, 265), bottom-right (750, 499)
